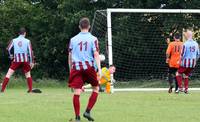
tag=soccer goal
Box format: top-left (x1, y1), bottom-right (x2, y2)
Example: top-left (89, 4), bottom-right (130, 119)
top-left (91, 9), bottom-right (200, 93)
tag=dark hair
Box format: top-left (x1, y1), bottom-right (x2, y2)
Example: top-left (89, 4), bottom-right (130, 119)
top-left (174, 33), bottom-right (181, 39)
top-left (19, 27), bottom-right (26, 35)
top-left (109, 65), bottom-right (115, 68)
top-left (79, 17), bottom-right (90, 29)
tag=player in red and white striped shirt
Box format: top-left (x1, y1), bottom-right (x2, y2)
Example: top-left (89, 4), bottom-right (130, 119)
top-left (176, 29), bottom-right (200, 93)
top-left (68, 18), bottom-right (101, 122)
top-left (1, 28), bottom-right (35, 93)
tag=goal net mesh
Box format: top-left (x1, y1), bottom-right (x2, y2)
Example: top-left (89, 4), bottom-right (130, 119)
top-left (91, 10), bottom-right (200, 87)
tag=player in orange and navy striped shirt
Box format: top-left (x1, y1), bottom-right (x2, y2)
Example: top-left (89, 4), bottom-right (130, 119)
top-left (166, 33), bottom-right (183, 93)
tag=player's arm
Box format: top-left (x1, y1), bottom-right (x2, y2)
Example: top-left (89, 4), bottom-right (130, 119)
top-left (28, 41), bottom-right (34, 68)
top-left (68, 52), bottom-right (72, 71)
top-left (68, 40), bottom-right (73, 71)
top-left (181, 44), bottom-right (186, 60)
top-left (94, 51), bottom-right (101, 78)
top-left (6, 40), bottom-right (14, 60)
top-left (93, 39), bottom-right (101, 79)
top-left (196, 44), bottom-right (200, 61)
top-left (166, 43), bottom-right (172, 64)
top-left (166, 37), bottom-right (170, 45)
top-left (165, 33), bottom-right (173, 45)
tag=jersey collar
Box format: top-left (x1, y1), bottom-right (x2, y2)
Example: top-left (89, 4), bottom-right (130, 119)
top-left (19, 35), bottom-right (25, 38)
top-left (80, 32), bottom-right (89, 34)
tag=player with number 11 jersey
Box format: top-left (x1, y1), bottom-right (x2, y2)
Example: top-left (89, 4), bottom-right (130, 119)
top-left (68, 17), bottom-right (101, 122)
top-left (69, 32), bottom-right (98, 71)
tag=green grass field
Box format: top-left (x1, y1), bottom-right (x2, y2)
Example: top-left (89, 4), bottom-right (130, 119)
top-left (1, 88), bottom-right (200, 122)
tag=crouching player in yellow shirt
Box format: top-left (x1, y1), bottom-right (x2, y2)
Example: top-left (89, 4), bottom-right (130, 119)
top-left (83, 65), bottom-right (116, 93)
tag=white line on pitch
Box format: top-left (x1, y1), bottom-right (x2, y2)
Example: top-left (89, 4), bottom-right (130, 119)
top-left (85, 88), bottom-right (200, 92)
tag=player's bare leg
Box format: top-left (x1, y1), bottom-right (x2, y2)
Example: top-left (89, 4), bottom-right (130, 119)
top-left (72, 89), bottom-right (82, 122)
top-left (1, 68), bottom-right (15, 92)
top-left (83, 86), bottom-right (99, 121)
top-left (25, 71), bottom-right (33, 93)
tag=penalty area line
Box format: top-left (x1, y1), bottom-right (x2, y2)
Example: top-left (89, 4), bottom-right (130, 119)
top-left (85, 88), bottom-right (200, 92)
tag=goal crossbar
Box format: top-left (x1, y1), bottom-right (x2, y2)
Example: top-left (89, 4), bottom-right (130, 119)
top-left (107, 8), bottom-right (200, 13)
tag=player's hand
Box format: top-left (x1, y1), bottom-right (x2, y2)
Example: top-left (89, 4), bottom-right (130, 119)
top-left (69, 65), bottom-right (72, 73)
top-left (30, 63), bottom-right (34, 69)
top-left (177, 60), bottom-right (181, 65)
top-left (97, 74), bottom-right (101, 81)
top-left (81, 86), bottom-right (85, 92)
top-left (166, 38), bottom-right (170, 44)
top-left (69, 68), bottom-right (72, 73)
top-left (166, 58), bottom-right (169, 64)
top-left (9, 54), bottom-right (14, 60)
top-left (112, 79), bottom-right (116, 83)
top-left (97, 70), bottom-right (102, 81)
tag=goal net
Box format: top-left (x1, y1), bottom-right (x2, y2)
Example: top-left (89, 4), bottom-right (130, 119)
top-left (91, 9), bottom-right (200, 92)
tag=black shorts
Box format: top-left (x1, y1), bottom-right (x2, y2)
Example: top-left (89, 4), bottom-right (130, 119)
top-left (168, 67), bottom-right (178, 75)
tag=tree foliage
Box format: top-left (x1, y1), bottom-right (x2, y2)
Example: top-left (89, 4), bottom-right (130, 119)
top-left (0, 0), bottom-right (200, 80)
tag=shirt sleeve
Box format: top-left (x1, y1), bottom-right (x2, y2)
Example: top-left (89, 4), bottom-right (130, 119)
top-left (181, 44), bottom-right (186, 59)
top-left (68, 39), bottom-right (73, 53)
top-left (101, 67), bottom-right (111, 82)
top-left (28, 40), bottom-right (34, 63)
top-left (92, 38), bottom-right (99, 52)
top-left (166, 43), bottom-right (172, 55)
top-left (7, 40), bottom-right (14, 55)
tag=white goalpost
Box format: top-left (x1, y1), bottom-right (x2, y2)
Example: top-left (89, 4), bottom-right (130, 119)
top-left (91, 9), bottom-right (200, 93)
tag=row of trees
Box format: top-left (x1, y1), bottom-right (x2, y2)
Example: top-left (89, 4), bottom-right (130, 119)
top-left (0, 0), bottom-right (200, 81)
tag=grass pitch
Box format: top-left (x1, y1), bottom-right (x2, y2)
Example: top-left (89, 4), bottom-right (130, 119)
top-left (0, 88), bottom-right (200, 122)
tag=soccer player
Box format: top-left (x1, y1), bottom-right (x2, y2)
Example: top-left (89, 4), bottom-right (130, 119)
top-left (83, 65), bottom-right (116, 94)
top-left (166, 33), bottom-right (183, 93)
top-left (68, 17), bottom-right (101, 122)
top-left (176, 29), bottom-right (199, 94)
top-left (1, 28), bottom-right (34, 93)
